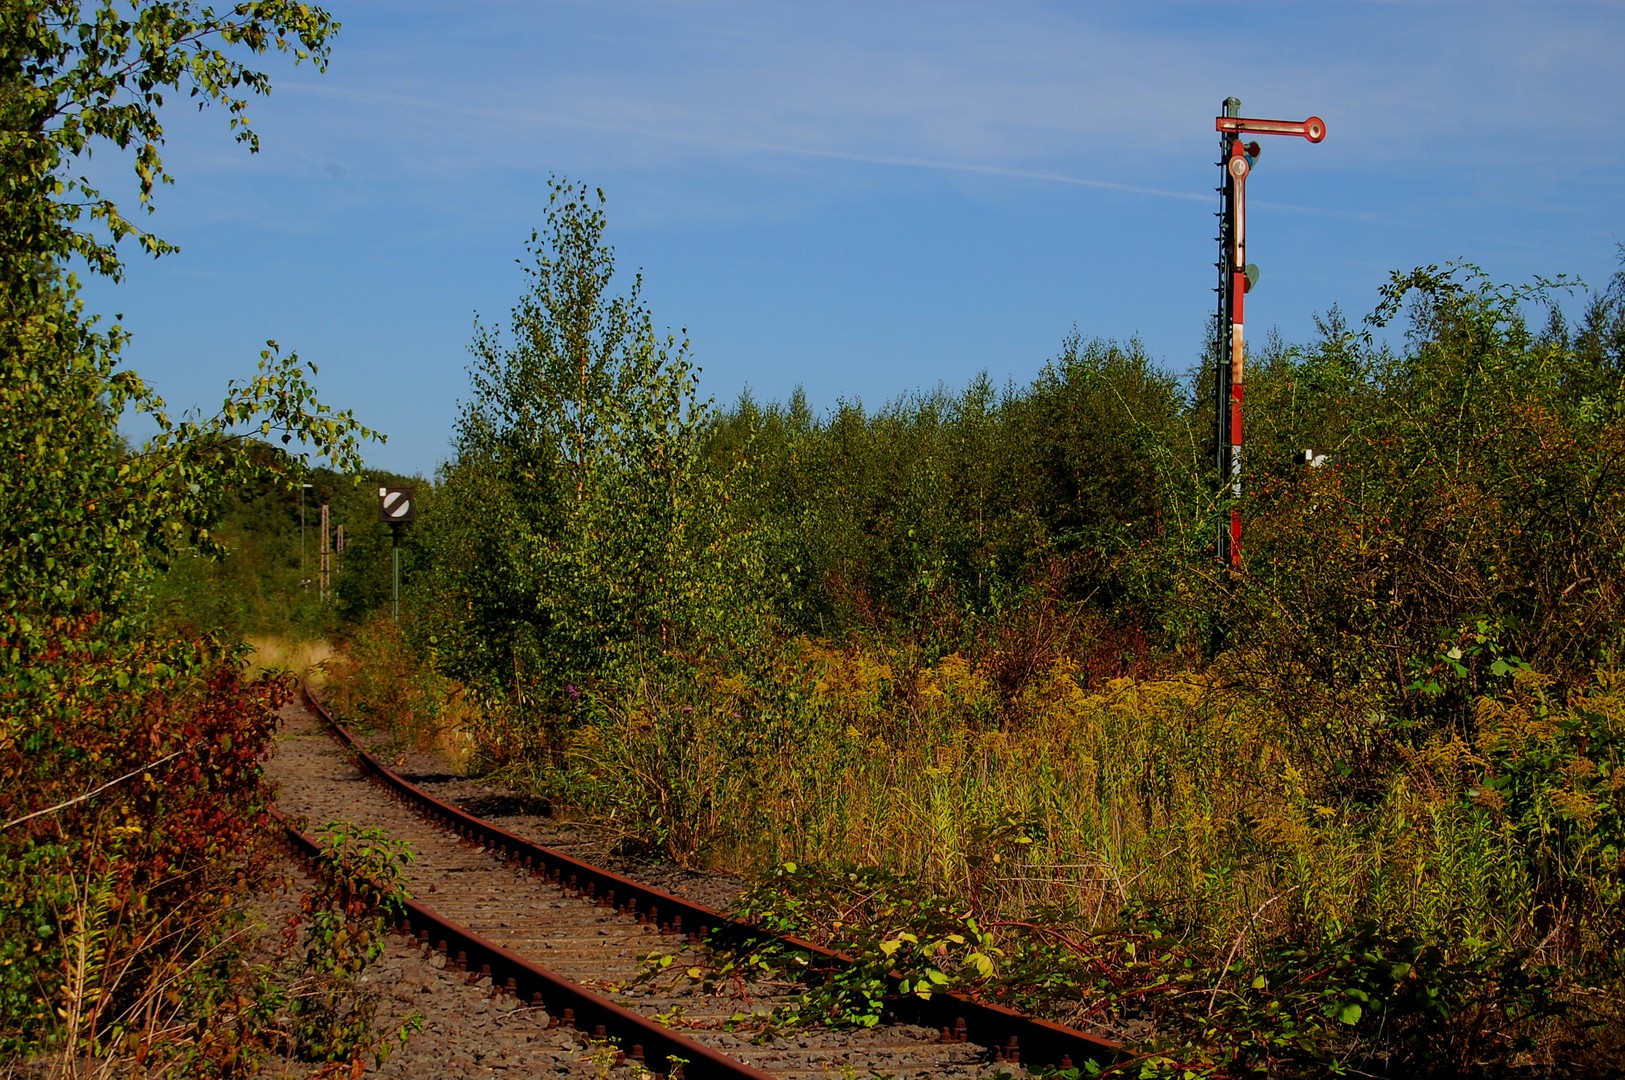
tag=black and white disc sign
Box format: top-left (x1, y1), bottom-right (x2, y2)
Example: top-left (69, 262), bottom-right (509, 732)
top-left (378, 486), bottom-right (414, 523)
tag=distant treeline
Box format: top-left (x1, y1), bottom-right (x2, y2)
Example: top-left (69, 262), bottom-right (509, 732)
top-left (404, 239), bottom-right (1625, 735)
top-left (170, 218), bottom-right (1625, 741)
top-left (151, 448), bottom-right (432, 641)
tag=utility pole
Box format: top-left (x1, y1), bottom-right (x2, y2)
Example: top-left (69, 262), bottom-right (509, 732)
top-left (300, 482), bottom-right (313, 589)
top-left (1213, 99), bottom-right (1325, 567)
top-left (319, 502), bottom-right (331, 601)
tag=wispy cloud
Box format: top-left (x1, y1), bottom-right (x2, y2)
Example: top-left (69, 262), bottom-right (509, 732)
top-left (260, 1), bottom-right (1622, 196)
top-left (93, 0), bottom-right (1625, 479)
top-left (282, 79), bottom-right (1214, 203)
top-left (152, 0), bottom-right (1624, 240)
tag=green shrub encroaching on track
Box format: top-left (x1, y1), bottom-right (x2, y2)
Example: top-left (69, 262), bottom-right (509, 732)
top-left (337, 182), bottom-right (1625, 1077)
top-left (292, 825), bottom-right (420, 1068)
top-left (0, 2), bottom-right (406, 1074)
top-left (416, 178), bottom-right (767, 762)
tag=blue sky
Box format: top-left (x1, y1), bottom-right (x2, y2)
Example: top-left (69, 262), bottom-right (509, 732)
top-left (92, 0), bottom-right (1625, 479)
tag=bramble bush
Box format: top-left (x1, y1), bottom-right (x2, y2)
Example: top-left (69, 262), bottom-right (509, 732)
top-left (0, 620), bottom-right (283, 1073)
top-left (286, 824), bottom-right (419, 1070)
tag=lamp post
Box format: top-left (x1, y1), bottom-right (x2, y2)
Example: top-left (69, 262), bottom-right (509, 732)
top-left (300, 482), bottom-right (313, 589)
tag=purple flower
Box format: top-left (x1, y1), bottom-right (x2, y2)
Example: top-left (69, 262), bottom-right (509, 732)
top-left (681, 705), bottom-right (693, 714)
top-left (566, 683), bottom-right (580, 699)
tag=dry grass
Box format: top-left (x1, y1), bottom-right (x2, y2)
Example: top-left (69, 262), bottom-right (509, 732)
top-left (315, 616), bottom-right (479, 770)
top-left (318, 622), bottom-right (1625, 988)
top-left (243, 635), bottom-right (336, 686)
top-left (554, 639), bottom-right (1625, 969)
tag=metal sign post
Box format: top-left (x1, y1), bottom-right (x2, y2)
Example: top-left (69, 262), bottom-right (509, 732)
top-left (378, 487), bottom-right (415, 623)
top-left (1213, 98), bottom-right (1325, 567)
top-left (391, 525), bottom-right (401, 623)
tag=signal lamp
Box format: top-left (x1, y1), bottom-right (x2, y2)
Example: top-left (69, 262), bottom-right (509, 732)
top-left (1243, 263), bottom-right (1260, 293)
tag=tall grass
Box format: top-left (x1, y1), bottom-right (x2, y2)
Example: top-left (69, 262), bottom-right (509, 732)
top-left (321, 615), bottom-right (477, 767)
top-left (543, 636), bottom-right (1623, 967)
top-left (326, 601), bottom-right (1625, 1070)
top-left (325, 616), bottom-right (1624, 968)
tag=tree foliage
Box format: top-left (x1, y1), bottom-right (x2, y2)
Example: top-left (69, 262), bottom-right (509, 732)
top-left (1236, 264), bottom-right (1625, 732)
top-left (1, 0), bottom-right (336, 279)
top-left (0, 1), bottom-right (390, 1070)
top-left (705, 335), bottom-right (1192, 645)
top-left (421, 179), bottom-right (758, 751)
top-left (393, 240), bottom-right (1625, 1072)
top-left (1, 0), bottom-right (367, 642)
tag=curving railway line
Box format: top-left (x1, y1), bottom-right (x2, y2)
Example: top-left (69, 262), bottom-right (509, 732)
top-left (266, 683), bottom-right (1125, 1078)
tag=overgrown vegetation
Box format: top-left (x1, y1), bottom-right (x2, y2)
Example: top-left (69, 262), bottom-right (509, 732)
top-left (146, 453), bottom-right (433, 643)
top-left (421, 180), bottom-right (763, 761)
top-left (0, 2), bottom-right (414, 1075)
top-left (7, 2), bottom-right (1622, 1070)
top-left (2, 624), bottom-right (281, 1074)
top-left (322, 186), bottom-right (1625, 1076)
top-left (289, 825), bottom-right (420, 1069)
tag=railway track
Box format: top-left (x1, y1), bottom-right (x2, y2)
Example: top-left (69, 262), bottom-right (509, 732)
top-left (266, 684), bottom-right (1125, 1079)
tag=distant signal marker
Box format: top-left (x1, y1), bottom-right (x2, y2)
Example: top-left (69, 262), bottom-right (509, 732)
top-left (379, 486), bottom-right (414, 523)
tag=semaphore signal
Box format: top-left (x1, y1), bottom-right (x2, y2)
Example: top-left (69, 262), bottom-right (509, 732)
top-left (1213, 97), bottom-right (1325, 567)
top-left (1216, 114), bottom-right (1326, 143)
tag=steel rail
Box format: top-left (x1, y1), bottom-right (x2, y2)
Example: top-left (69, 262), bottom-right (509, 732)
top-left (272, 806), bottom-right (773, 1080)
top-left (300, 681), bottom-right (1126, 1073)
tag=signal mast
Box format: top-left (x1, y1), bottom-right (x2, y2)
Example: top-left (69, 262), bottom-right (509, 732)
top-left (1213, 98), bottom-right (1325, 566)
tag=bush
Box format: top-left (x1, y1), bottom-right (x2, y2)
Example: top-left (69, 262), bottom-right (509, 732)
top-left (1233, 266), bottom-right (1625, 735)
top-left (0, 620), bottom-right (282, 1072)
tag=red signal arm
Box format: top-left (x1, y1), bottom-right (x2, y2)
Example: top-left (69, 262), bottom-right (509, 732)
top-left (1216, 115), bottom-right (1326, 143)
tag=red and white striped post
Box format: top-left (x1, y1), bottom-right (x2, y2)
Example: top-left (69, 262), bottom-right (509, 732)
top-left (1213, 100), bottom-right (1325, 567)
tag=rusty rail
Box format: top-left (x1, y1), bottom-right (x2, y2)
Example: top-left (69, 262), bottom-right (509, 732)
top-left (300, 681), bottom-right (1126, 1074)
top-left (273, 806), bottom-right (773, 1080)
